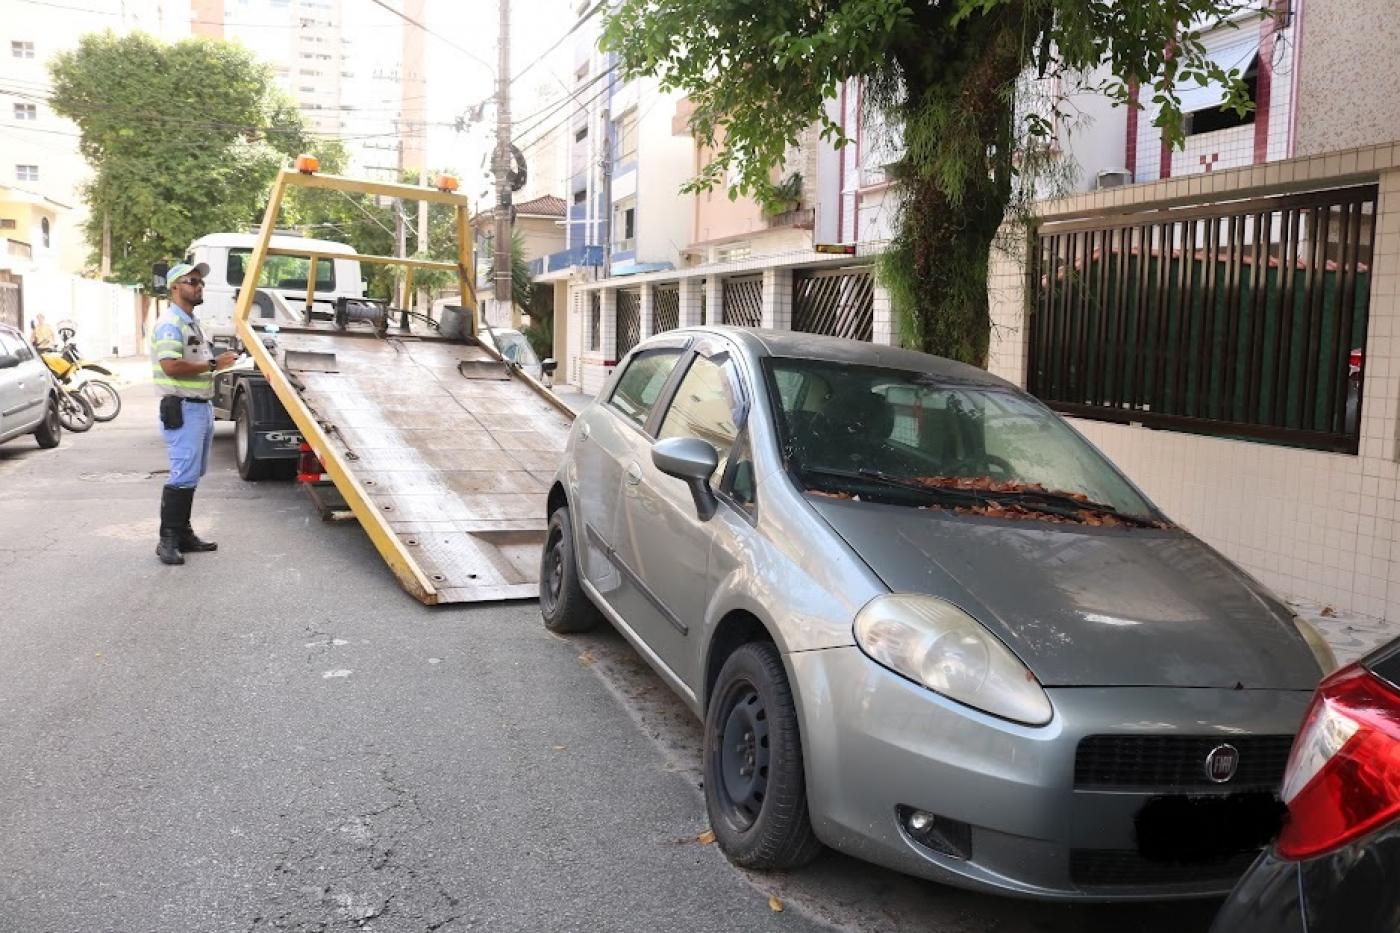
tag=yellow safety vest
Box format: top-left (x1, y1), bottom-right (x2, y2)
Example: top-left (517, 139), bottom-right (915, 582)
top-left (150, 307), bottom-right (215, 399)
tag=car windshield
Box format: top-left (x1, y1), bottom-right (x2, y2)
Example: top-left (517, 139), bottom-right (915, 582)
top-left (767, 358), bottom-right (1159, 525)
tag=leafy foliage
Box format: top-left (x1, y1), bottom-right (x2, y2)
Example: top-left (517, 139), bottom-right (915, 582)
top-left (48, 32), bottom-right (320, 285)
top-left (485, 228), bottom-right (534, 315)
top-left (602, 0), bottom-right (1269, 363)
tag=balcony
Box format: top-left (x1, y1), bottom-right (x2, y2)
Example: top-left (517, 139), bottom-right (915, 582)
top-left (766, 207), bottom-right (815, 230)
top-left (530, 243), bottom-right (604, 277)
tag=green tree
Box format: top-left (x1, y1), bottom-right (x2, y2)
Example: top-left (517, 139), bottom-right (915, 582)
top-left (48, 31), bottom-right (318, 284)
top-left (602, 0), bottom-right (1265, 364)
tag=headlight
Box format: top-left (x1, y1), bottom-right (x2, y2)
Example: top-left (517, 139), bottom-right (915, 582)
top-left (854, 594), bottom-right (1053, 726)
top-left (1293, 616), bottom-right (1339, 675)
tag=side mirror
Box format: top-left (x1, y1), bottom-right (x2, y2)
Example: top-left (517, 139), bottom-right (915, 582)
top-left (541, 358), bottom-right (558, 376)
top-left (652, 436), bottom-right (719, 521)
top-left (0, 352), bottom-right (18, 369)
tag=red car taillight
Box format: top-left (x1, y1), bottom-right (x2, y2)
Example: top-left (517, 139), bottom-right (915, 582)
top-left (297, 442), bottom-right (326, 483)
top-left (1275, 664), bottom-right (1400, 860)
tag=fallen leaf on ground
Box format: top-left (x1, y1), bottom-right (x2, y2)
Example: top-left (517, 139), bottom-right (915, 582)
top-left (768, 895), bottom-right (783, 912)
top-left (697, 829), bottom-right (715, 845)
top-left (577, 650), bottom-right (596, 666)
top-left (1321, 606), bottom-right (1337, 617)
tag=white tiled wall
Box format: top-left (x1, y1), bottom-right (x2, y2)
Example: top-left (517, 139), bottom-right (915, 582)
top-left (990, 142), bottom-right (1400, 622)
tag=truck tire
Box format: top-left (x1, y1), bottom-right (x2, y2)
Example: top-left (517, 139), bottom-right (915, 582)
top-left (234, 392), bottom-right (273, 481)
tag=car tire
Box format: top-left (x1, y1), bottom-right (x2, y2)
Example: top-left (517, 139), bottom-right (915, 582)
top-left (704, 641), bottom-right (822, 870)
top-left (33, 395), bottom-right (61, 449)
top-left (539, 505), bottom-right (601, 634)
top-left (234, 392), bottom-right (272, 481)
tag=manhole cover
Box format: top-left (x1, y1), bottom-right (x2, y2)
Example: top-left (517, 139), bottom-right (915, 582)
top-left (78, 471), bottom-right (165, 483)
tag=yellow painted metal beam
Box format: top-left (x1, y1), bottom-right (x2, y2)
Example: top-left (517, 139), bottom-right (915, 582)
top-left (265, 246), bottom-right (459, 273)
top-left (286, 169), bottom-right (472, 207)
top-left (233, 169), bottom-right (441, 604)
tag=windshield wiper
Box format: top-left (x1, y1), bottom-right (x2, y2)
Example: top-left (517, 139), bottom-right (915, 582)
top-left (977, 489), bottom-right (1161, 528)
top-left (795, 466), bottom-right (980, 504)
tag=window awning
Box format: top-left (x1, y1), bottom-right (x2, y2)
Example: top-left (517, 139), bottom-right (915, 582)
top-left (1173, 33), bottom-right (1260, 114)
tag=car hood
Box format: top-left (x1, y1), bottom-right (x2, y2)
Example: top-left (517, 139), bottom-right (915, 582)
top-left (809, 500), bottom-right (1322, 690)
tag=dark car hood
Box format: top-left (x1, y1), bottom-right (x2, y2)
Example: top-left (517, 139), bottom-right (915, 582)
top-left (809, 500), bottom-right (1322, 689)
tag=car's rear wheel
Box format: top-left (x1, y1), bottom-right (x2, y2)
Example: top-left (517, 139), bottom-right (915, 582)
top-left (704, 641), bottom-right (822, 869)
top-left (540, 505), bottom-right (601, 634)
top-left (33, 395), bottom-right (61, 448)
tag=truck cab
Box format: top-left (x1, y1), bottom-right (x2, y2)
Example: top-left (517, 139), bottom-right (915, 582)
top-left (183, 233), bottom-right (366, 342)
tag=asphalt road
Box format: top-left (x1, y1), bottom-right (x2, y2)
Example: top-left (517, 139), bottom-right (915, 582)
top-left (0, 382), bottom-right (1224, 933)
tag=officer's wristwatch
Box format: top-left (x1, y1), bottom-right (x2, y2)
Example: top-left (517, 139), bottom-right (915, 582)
top-left (208, 359), bottom-right (218, 372)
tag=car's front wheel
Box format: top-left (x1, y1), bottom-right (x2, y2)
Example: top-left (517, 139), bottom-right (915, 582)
top-left (704, 641), bottom-right (822, 870)
top-left (540, 505), bottom-right (601, 634)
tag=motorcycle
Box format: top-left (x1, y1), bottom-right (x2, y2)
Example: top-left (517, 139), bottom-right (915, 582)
top-left (41, 326), bottom-right (122, 422)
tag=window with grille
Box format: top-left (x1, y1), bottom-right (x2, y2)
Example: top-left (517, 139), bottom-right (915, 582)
top-left (11, 41), bottom-right (34, 59)
top-left (15, 164), bottom-right (38, 182)
top-left (13, 103), bottom-right (36, 121)
top-left (1029, 185), bottom-right (1377, 454)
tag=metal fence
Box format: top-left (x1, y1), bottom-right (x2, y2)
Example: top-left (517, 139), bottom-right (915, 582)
top-left (1029, 184), bottom-right (1377, 454)
top-left (793, 267), bottom-right (874, 341)
top-left (616, 288), bottom-right (642, 359)
top-left (722, 275), bottom-right (763, 327)
top-left (0, 282), bottom-right (19, 331)
top-left (653, 283), bottom-right (679, 333)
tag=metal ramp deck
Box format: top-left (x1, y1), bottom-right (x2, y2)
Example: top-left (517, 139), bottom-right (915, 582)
top-left (271, 326), bottom-right (573, 603)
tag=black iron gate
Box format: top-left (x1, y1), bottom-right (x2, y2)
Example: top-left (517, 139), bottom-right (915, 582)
top-left (653, 283), bottom-right (679, 333)
top-left (616, 288), bottom-right (642, 359)
top-left (1030, 184), bottom-right (1377, 453)
top-left (588, 291), bottom-right (601, 352)
top-left (722, 275), bottom-right (763, 327)
top-left (793, 267), bottom-right (874, 341)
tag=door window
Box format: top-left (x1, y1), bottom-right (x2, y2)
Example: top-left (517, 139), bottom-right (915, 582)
top-left (0, 330), bottom-right (32, 359)
top-left (658, 353), bottom-right (744, 482)
top-left (608, 348), bottom-right (683, 429)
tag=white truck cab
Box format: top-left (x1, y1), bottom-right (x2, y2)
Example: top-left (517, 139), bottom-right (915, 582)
top-left (183, 233), bottom-right (365, 340)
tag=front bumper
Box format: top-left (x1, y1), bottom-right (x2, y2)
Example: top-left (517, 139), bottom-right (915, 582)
top-left (789, 646), bottom-right (1312, 901)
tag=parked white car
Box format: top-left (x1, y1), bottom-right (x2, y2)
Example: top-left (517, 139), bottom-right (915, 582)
top-left (0, 323), bottom-right (61, 448)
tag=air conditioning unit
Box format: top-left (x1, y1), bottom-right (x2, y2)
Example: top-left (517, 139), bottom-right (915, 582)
top-left (1096, 168), bottom-right (1133, 190)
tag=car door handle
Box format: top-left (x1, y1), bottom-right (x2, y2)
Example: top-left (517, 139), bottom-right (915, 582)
top-left (625, 463), bottom-right (643, 485)
top-left (580, 423), bottom-right (591, 441)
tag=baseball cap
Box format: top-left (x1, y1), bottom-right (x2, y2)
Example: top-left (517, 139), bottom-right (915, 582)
top-left (166, 261), bottom-right (209, 286)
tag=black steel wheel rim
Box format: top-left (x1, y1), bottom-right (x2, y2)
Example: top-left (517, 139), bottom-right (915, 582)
top-left (541, 527), bottom-right (564, 615)
top-left (715, 683), bottom-right (770, 830)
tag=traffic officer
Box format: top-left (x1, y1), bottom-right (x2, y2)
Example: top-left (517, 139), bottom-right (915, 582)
top-left (151, 261), bottom-right (238, 565)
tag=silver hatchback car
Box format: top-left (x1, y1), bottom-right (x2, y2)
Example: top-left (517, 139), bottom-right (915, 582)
top-left (0, 323), bottom-right (62, 449)
top-left (541, 327), bottom-right (1334, 900)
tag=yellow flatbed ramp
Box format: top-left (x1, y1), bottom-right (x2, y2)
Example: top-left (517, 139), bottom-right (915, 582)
top-left (229, 167), bottom-right (572, 605)
top-left (272, 327), bottom-right (573, 604)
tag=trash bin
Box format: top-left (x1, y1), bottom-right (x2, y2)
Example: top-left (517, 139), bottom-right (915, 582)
top-left (437, 303), bottom-right (468, 339)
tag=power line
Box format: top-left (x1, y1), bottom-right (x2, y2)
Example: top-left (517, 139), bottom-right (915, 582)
top-left (510, 65), bottom-right (615, 141)
top-left (510, 0), bottom-right (605, 85)
top-left (511, 73), bottom-right (615, 154)
top-left (363, 0), bottom-right (495, 77)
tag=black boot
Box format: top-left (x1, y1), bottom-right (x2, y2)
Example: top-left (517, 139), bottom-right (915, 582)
top-left (175, 486), bottom-right (218, 553)
top-left (156, 485), bottom-right (184, 566)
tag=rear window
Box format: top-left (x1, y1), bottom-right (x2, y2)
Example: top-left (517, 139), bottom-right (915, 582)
top-left (228, 249), bottom-right (336, 291)
top-left (609, 349), bottom-right (682, 430)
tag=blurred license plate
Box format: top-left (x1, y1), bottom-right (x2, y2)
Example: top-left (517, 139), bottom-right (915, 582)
top-left (1135, 792), bottom-right (1285, 861)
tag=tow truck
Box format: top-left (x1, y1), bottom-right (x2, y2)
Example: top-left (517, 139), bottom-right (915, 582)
top-left (211, 158), bottom-right (572, 604)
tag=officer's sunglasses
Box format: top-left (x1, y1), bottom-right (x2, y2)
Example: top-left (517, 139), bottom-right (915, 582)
top-left (179, 278), bottom-right (205, 288)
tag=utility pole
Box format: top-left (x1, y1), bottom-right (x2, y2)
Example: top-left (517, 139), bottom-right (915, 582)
top-left (493, 0), bottom-right (515, 327)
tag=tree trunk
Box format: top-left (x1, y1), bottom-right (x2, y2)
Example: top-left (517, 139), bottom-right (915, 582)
top-left (882, 6), bottom-right (1024, 366)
